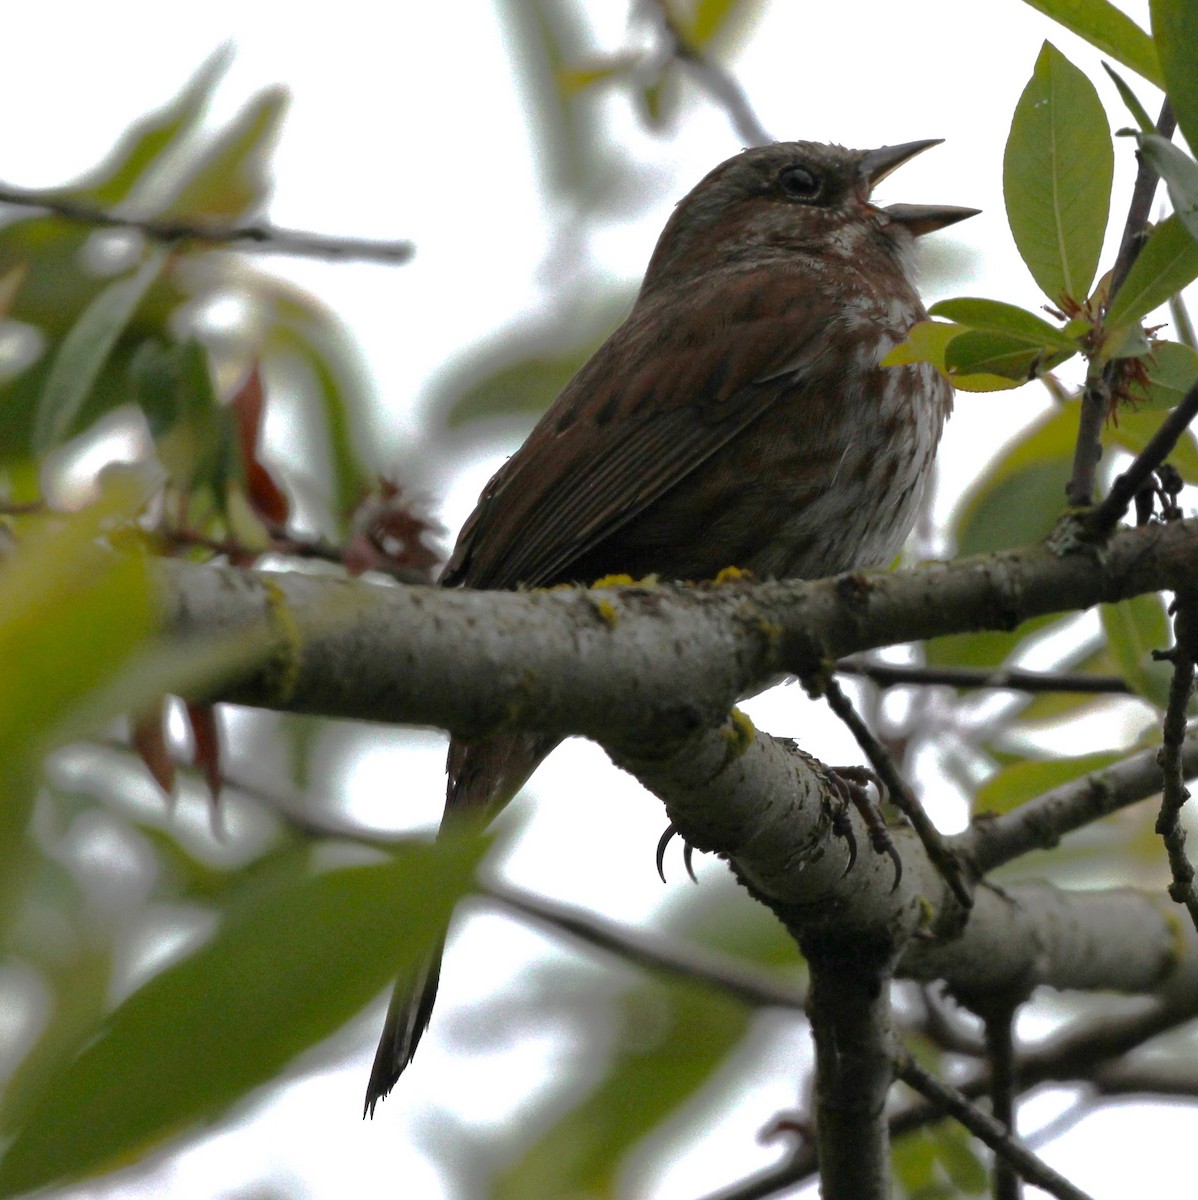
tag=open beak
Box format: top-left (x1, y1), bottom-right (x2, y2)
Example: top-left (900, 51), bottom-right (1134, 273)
top-left (858, 139), bottom-right (980, 237)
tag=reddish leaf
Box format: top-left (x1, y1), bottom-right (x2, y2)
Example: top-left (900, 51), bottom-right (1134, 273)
top-left (230, 365), bottom-right (290, 525)
top-left (343, 479), bottom-right (444, 581)
top-left (185, 702), bottom-right (223, 808)
top-left (130, 700), bottom-right (176, 801)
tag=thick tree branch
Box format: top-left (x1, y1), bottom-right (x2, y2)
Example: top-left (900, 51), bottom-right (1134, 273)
top-left (159, 515), bottom-right (1198, 737)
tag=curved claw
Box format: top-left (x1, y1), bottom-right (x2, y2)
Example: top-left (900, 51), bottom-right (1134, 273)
top-left (829, 801), bottom-right (858, 876)
top-left (656, 825), bottom-right (677, 884)
top-left (683, 841), bottom-right (698, 884)
top-left (883, 839), bottom-right (903, 892)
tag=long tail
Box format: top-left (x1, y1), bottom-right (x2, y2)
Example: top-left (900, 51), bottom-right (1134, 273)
top-left (364, 934), bottom-right (445, 1117)
top-left (363, 730), bottom-right (558, 1115)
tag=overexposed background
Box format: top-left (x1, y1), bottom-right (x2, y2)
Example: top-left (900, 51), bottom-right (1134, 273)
top-left (3, 2), bottom-right (1187, 1197)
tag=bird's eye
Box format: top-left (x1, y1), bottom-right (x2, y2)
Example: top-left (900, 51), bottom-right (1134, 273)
top-left (778, 165), bottom-right (821, 200)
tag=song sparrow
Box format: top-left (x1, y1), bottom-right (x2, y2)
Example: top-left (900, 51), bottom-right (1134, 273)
top-left (365, 138), bottom-right (976, 1114)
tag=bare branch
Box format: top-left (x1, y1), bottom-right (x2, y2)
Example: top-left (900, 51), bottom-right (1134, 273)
top-left (821, 675), bottom-right (973, 907)
top-left (1156, 595), bottom-right (1198, 929)
top-left (1089, 377), bottom-right (1198, 537)
top-left (0, 183), bottom-right (414, 264)
top-left (836, 659), bottom-right (1132, 696)
top-left (895, 1052), bottom-right (1094, 1200)
top-left (481, 880), bottom-right (804, 1011)
top-left (959, 734), bottom-right (1198, 875)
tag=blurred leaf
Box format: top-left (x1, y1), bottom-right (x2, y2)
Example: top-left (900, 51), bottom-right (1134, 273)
top-left (31, 251), bottom-right (166, 451)
top-left (448, 349), bottom-right (593, 427)
top-left (974, 751), bottom-right (1123, 815)
top-left (1104, 63), bottom-right (1157, 134)
top-left (159, 87), bottom-right (288, 220)
top-left (892, 1127), bottom-right (942, 1196)
top-left (1101, 592), bottom-right (1172, 709)
top-left (951, 372), bottom-right (1027, 392)
top-left (495, 0), bottom-right (612, 206)
top-left (882, 320), bottom-right (959, 370)
top-left (1105, 215), bottom-right (1198, 331)
top-left (559, 55), bottom-right (636, 93)
top-left (494, 881), bottom-right (798, 1198)
top-left (0, 835), bottom-right (488, 1197)
top-left (1017, 1), bottom-right (1162, 86)
top-left (1133, 135), bottom-right (1198, 242)
top-left (130, 699), bottom-right (176, 799)
top-left (1151, 0), bottom-right (1198, 158)
top-left (929, 297), bottom-right (1078, 350)
top-left (72, 49), bottom-right (231, 207)
top-left (1128, 341), bottom-right (1198, 411)
top-left (1112, 404), bottom-right (1198, 482)
top-left (927, 405), bottom-right (1077, 670)
top-left (953, 404), bottom-right (1075, 555)
top-left (267, 292), bottom-right (375, 527)
top-left (231, 364), bottom-right (290, 525)
top-left (929, 1121), bottom-right (988, 1195)
top-left (1004, 42), bottom-right (1113, 305)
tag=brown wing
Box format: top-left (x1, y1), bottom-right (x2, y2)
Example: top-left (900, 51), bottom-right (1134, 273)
top-left (441, 268), bottom-right (831, 590)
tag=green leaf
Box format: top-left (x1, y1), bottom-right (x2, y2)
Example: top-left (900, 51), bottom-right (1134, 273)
top-left (1103, 63), bottom-right (1157, 135)
top-left (1133, 135), bottom-right (1198, 242)
top-left (930, 1121), bottom-right (989, 1195)
top-left (1129, 340), bottom-right (1198, 411)
top-left (1011, 640), bottom-right (1122, 728)
top-left (0, 836), bottom-right (487, 1198)
top-left (1101, 593), bottom-right (1172, 709)
top-left (1151, 0), bottom-right (1198, 159)
top-left (926, 405), bottom-right (1078, 671)
top-left (1111, 404), bottom-right (1198, 483)
top-left (0, 478), bottom-right (155, 905)
top-left (881, 319), bottom-right (960, 370)
top-left (974, 751), bottom-right (1124, 815)
top-left (32, 252), bottom-right (166, 451)
top-left (929, 297), bottom-right (1078, 350)
top-left (73, 49), bottom-right (231, 207)
top-left (1004, 42), bottom-right (1114, 305)
top-left (1106, 215), bottom-right (1198, 331)
top-left (159, 88), bottom-right (288, 220)
top-left (944, 329), bottom-right (1072, 381)
top-left (1016, 0), bottom-right (1162, 86)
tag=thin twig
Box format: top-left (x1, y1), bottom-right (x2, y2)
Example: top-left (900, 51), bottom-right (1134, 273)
top-left (0, 183), bottom-right (414, 264)
top-left (1066, 100), bottom-right (1175, 509)
top-left (822, 676), bottom-right (974, 907)
top-left (836, 659), bottom-right (1132, 695)
top-left (702, 991), bottom-right (1198, 1200)
top-left (1156, 596), bottom-right (1198, 930)
top-left (481, 880), bottom-right (805, 1011)
top-left (1088, 377), bottom-right (1198, 537)
top-left (646, 0), bottom-right (772, 146)
top-left (895, 1053), bottom-right (1094, 1200)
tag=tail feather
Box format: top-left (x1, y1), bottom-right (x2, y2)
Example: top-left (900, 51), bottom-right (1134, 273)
top-left (364, 935), bottom-right (446, 1117)
top-left (364, 730), bottom-right (558, 1114)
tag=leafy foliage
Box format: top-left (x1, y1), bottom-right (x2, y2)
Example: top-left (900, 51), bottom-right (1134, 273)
top-left (3, 2), bottom-right (1198, 1197)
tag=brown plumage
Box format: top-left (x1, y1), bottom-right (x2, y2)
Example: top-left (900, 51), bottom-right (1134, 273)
top-left (365, 139), bottom-right (976, 1114)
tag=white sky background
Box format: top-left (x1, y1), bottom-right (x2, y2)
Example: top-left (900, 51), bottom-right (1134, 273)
top-left (3, 1), bottom-right (1193, 1197)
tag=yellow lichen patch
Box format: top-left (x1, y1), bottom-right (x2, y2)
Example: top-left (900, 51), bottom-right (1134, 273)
top-left (720, 708), bottom-right (756, 766)
top-left (262, 577), bottom-right (303, 702)
top-left (593, 598), bottom-right (619, 628)
top-left (590, 573), bottom-right (638, 588)
top-left (714, 566), bottom-right (754, 584)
